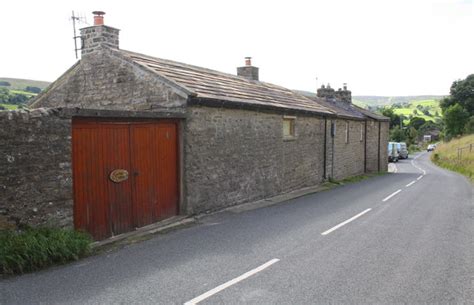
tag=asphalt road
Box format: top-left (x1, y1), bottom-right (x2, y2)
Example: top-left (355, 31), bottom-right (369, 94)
top-left (1, 152), bottom-right (473, 304)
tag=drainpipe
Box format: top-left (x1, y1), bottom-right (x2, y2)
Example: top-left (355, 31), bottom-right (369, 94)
top-left (331, 120), bottom-right (335, 178)
top-left (323, 117), bottom-right (327, 179)
top-left (377, 121), bottom-right (381, 172)
top-left (364, 120), bottom-right (367, 173)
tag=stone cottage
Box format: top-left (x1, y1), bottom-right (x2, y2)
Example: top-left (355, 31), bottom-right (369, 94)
top-left (0, 12), bottom-right (389, 240)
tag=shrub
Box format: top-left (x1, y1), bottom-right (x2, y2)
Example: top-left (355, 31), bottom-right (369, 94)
top-left (0, 227), bottom-right (92, 275)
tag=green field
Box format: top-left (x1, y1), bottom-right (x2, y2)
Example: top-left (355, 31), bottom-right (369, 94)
top-left (0, 77), bottom-right (49, 110)
top-left (0, 103), bottom-right (19, 110)
top-left (9, 89), bottom-right (36, 97)
top-left (391, 99), bottom-right (442, 123)
top-left (353, 95), bottom-right (444, 108)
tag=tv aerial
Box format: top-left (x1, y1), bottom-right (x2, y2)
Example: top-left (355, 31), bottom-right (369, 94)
top-left (71, 11), bottom-right (88, 59)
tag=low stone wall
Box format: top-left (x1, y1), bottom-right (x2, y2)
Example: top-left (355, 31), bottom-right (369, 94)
top-left (0, 109), bottom-right (73, 229)
top-left (184, 105), bottom-right (326, 214)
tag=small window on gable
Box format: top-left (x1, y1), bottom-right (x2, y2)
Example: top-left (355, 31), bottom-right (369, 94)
top-left (283, 116), bottom-right (296, 139)
top-left (360, 122), bottom-right (364, 141)
top-left (345, 121), bottom-right (349, 143)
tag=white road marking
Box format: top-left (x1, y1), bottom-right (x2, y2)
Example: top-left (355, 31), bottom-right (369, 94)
top-left (406, 181), bottom-right (416, 187)
top-left (382, 189), bottom-right (402, 202)
top-left (321, 208), bottom-right (372, 236)
top-left (184, 259), bottom-right (280, 305)
top-left (411, 153), bottom-right (427, 175)
top-left (417, 175), bottom-right (423, 180)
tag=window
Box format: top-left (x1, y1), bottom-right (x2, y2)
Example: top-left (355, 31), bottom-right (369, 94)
top-left (283, 116), bottom-right (296, 139)
top-left (360, 122), bottom-right (364, 142)
top-left (345, 121), bottom-right (349, 143)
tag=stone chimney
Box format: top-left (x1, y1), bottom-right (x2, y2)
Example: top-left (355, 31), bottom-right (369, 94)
top-left (317, 83), bottom-right (352, 103)
top-left (335, 83), bottom-right (352, 103)
top-left (80, 11), bottom-right (120, 56)
top-left (317, 83), bottom-right (336, 99)
top-left (237, 57), bottom-right (259, 81)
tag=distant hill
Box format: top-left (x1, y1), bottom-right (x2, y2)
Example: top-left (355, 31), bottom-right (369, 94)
top-left (0, 77), bottom-right (50, 91)
top-left (352, 95), bottom-right (445, 108)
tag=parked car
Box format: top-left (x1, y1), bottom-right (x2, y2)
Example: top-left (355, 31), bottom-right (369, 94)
top-left (427, 144), bottom-right (436, 152)
top-left (388, 142), bottom-right (399, 162)
top-left (396, 142), bottom-right (409, 159)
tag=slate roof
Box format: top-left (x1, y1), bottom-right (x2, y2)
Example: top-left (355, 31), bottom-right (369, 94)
top-left (118, 49), bottom-right (334, 116)
top-left (300, 93), bottom-right (366, 120)
top-left (352, 105), bottom-right (390, 121)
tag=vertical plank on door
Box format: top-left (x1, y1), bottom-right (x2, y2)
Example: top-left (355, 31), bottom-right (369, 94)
top-left (156, 123), bottom-right (179, 218)
top-left (72, 121), bottom-right (110, 240)
top-left (130, 124), bottom-right (158, 227)
top-left (101, 124), bottom-right (133, 235)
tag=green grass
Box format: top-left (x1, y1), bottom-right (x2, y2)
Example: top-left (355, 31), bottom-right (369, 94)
top-left (431, 134), bottom-right (474, 181)
top-left (391, 99), bottom-right (442, 123)
top-left (9, 89), bottom-right (36, 97)
top-left (0, 227), bottom-right (92, 275)
top-left (0, 103), bottom-right (18, 110)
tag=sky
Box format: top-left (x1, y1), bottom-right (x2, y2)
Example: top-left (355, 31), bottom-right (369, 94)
top-left (1, 0), bottom-right (473, 96)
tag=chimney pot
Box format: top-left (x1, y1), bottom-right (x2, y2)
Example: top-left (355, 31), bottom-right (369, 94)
top-left (80, 11), bottom-right (119, 56)
top-left (93, 11), bottom-right (106, 26)
top-left (237, 57), bottom-right (259, 81)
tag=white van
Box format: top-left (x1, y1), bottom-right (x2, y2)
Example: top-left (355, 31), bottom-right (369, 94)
top-left (388, 142), bottom-right (399, 162)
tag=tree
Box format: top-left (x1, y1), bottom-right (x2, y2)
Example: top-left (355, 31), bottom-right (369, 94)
top-left (390, 126), bottom-right (406, 142)
top-left (441, 74), bottom-right (474, 116)
top-left (444, 104), bottom-right (469, 137)
top-left (406, 127), bottom-right (418, 145)
top-left (409, 117), bottom-right (426, 130)
top-left (25, 86), bottom-right (41, 94)
top-left (464, 116), bottom-right (474, 134)
top-left (381, 107), bottom-right (401, 129)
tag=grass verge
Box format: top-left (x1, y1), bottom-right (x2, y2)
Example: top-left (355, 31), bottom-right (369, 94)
top-left (431, 134), bottom-right (474, 181)
top-left (0, 227), bottom-right (92, 275)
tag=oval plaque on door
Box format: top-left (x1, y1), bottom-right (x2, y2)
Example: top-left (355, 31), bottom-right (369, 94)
top-left (109, 169), bottom-right (129, 183)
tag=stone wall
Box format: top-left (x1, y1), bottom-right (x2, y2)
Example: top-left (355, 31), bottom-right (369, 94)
top-left (184, 105), bottom-right (326, 213)
top-left (331, 119), bottom-right (366, 180)
top-left (365, 119), bottom-right (380, 172)
top-left (29, 48), bottom-right (187, 113)
top-left (379, 121), bottom-right (389, 171)
top-left (0, 109), bottom-right (73, 229)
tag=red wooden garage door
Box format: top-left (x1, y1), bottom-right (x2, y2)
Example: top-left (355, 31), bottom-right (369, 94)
top-left (72, 119), bottom-right (178, 240)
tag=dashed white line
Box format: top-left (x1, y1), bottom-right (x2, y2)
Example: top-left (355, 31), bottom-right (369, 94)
top-left (321, 208), bottom-right (372, 236)
top-left (411, 155), bottom-right (427, 175)
top-left (417, 175), bottom-right (423, 180)
top-left (184, 259), bottom-right (280, 305)
top-left (382, 189), bottom-right (402, 202)
top-left (406, 181), bottom-right (416, 187)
